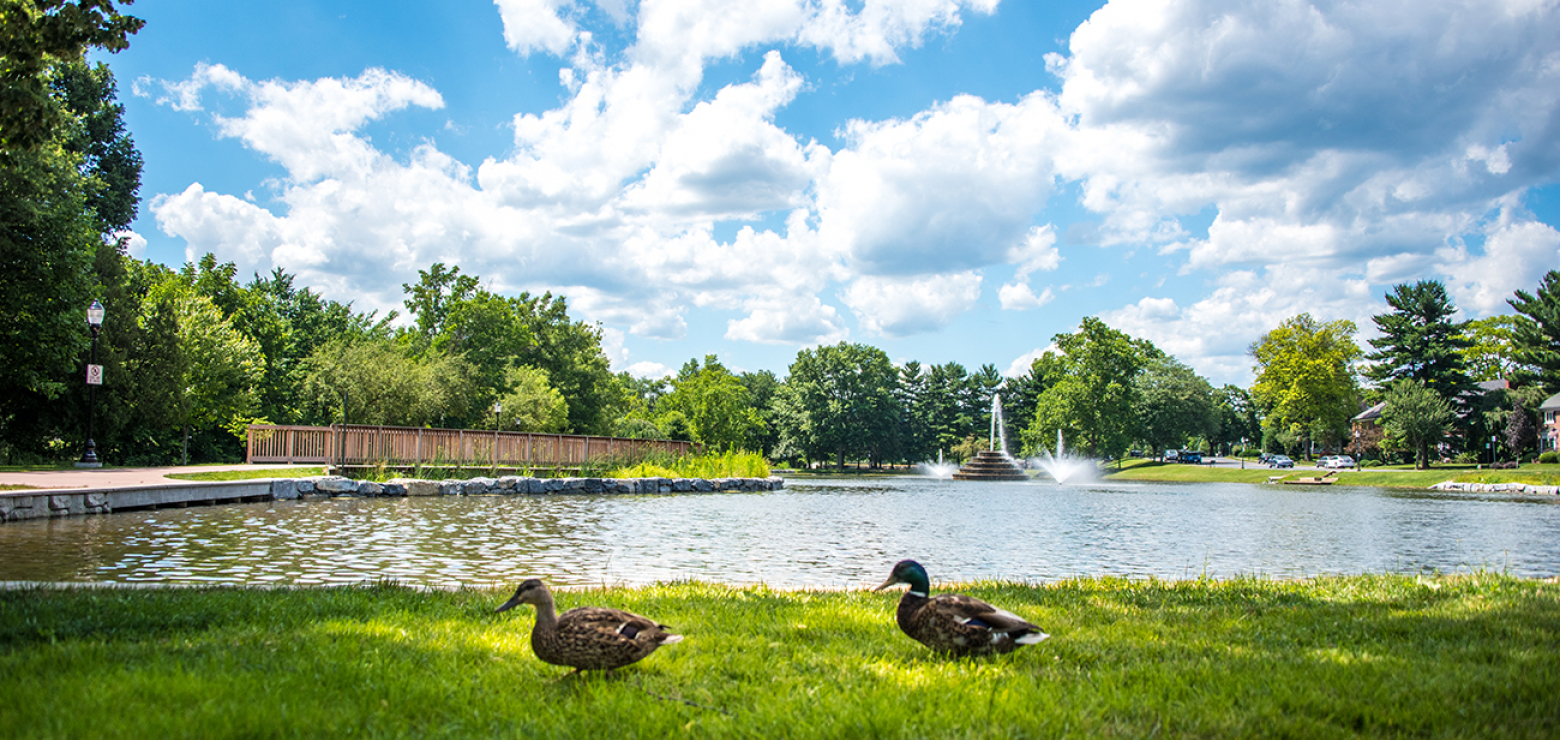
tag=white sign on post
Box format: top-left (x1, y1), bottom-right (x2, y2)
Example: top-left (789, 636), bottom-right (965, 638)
top-left (86, 364), bottom-right (104, 386)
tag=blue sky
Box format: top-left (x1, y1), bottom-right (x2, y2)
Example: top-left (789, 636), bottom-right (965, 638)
top-left (99, 0), bottom-right (1560, 385)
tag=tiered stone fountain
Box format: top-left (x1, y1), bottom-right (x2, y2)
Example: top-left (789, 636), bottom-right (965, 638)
top-left (952, 394), bottom-right (1029, 481)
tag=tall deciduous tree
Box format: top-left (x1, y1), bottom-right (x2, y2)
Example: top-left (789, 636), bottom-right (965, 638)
top-left (1381, 379), bottom-right (1454, 470)
top-left (1461, 315), bottom-right (1529, 382)
top-left (1366, 280), bottom-right (1476, 415)
top-left (1021, 317), bottom-right (1158, 461)
top-left (141, 282), bottom-right (264, 464)
top-left (1509, 270), bottom-right (1560, 395)
top-left (402, 262), bottom-right (477, 340)
top-left (1250, 313), bottom-right (1362, 457)
top-left (778, 342), bottom-right (901, 468)
top-left (1, 0), bottom-right (142, 150)
top-left (301, 337), bottom-right (479, 429)
top-left (495, 365), bottom-right (567, 433)
top-left (1135, 356), bottom-right (1219, 457)
top-left (657, 355), bottom-right (758, 451)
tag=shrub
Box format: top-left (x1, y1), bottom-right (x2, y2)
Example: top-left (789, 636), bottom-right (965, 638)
top-left (1540, 451), bottom-right (1559, 464)
top-left (1361, 459), bottom-right (1384, 468)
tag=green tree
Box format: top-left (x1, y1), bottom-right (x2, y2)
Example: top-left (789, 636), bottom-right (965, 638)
top-left (301, 337), bottom-right (480, 428)
top-left (495, 365), bottom-right (568, 433)
top-left (436, 289), bottom-right (534, 392)
top-left (1135, 356), bottom-right (1219, 458)
top-left (1508, 270), bottom-right (1560, 394)
top-left (508, 292), bottom-right (624, 434)
top-left (657, 355), bottom-right (758, 451)
top-left (1021, 317), bottom-right (1158, 461)
top-left (140, 281), bottom-right (264, 464)
top-left (1001, 354), bottom-right (1062, 454)
top-left (0, 121), bottom-right (95, 423)
top-left (1, 0), bottom-right (143, 150)
top-left (401, 262), bottom-right (477, 340)
top-left (1212, 384), bottom-right (1261, 454)
top-left (1366, 280), bottom-right (1476, 415)
top-left (739, 369), bottom-right (780, 455)
top-left (1380, 379), bottom-right (1454, 470)
top-left (1250, 314), bottom-right (1362, 458)
top-left (777, 342), bottom-right (901, 468)
top-left (1461, 315), bottom-right (1528, 382)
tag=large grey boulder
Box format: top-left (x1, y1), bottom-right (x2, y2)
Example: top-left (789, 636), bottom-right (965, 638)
top-left (391, 478), bottom-right (440, 497)
top-left (313, 476), bottom-right (359, 494)
top-left (272, 479), bottom-right (300, 500)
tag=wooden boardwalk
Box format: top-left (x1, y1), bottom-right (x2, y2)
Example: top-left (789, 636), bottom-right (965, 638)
top-left (247, 424), bottom-right (698, 473)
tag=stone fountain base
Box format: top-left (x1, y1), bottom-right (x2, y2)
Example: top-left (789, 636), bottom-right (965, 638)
top-left (952, 450), bottom-right (1030, 481)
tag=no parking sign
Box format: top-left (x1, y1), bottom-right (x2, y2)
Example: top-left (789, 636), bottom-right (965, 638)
top-left (86, 364), bottom-right (103, 386)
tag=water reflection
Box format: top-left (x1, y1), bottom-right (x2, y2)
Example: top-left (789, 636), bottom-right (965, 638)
top-left (1, 477), bottom-right (1556, 588)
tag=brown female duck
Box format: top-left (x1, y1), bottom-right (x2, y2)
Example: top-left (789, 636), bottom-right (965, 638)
top-left (875, 559), bottom-right (1048, 657)
top-left (495, 579), bottom-right (683, 672)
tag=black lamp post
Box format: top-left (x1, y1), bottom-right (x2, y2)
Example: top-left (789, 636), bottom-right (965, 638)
top-left (79, 300), bottom-right (105, 467)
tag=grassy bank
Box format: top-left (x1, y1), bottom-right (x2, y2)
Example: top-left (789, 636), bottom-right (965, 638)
top-left (2, 575), bottom-right (1555, 738)
top-left (1105, 459), bottom-right (1560, 488)
top-left (164, 466), bottom-right (328, 482)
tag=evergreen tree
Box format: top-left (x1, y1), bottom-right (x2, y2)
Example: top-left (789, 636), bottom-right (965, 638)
top-left (1509, 270), bottom-right (1560, 394)
top-left (1366, 280), bottom-right (1476, 415)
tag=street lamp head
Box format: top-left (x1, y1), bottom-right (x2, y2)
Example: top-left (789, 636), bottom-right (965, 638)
top-left (86, 300), bottom-right (104, 328)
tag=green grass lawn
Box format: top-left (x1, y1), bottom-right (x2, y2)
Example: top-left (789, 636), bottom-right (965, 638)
top-left (1105, 459), bottom-right (1560, 488)
top-left (163, 466), bottom-right (327, 482)
top-left (2, 575), bottom-right (1555, 738)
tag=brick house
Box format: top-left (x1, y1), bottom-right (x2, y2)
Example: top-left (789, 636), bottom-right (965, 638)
top-left (1542, 392), bottom-right (1560, 452)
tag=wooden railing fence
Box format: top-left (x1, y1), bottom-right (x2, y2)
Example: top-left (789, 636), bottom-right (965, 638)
top-left (246, 424), bottom-right (699, 473)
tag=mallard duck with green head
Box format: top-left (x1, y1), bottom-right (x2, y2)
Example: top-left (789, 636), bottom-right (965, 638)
top-left (495, 579), bottom-right (683, 672)
top-left (875, 559), bottom-right (1049, 657)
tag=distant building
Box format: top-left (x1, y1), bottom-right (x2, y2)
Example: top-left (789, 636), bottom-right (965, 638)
top-left (1541, 392), bottom-right (1560, 452)
top-left (1350, 402), bottom-right (1387, 457)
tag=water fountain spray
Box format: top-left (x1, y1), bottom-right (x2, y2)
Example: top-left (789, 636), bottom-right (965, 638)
top-left (952, 393), bottom-right (1028, 481)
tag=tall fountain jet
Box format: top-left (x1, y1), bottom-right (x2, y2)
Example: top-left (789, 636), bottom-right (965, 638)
top-left (1034, 429), bottom-right (1092, 484)
top-left (954, 393), bottom-right (1028, 481)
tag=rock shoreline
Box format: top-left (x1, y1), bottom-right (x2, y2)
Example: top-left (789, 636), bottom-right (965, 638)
top-left (1431, 481), bottom-right (1558, 495)
top-left (271, 474), bottom-right (786, 500)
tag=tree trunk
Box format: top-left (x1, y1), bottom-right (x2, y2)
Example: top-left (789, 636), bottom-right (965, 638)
top-left (182, 424), bottom-right (189, 466)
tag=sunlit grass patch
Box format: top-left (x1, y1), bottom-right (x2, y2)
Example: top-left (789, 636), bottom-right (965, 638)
top-left (604, 449), bottom-right (771, 479)
top-left (1, 575), bottom-right (1556, 738)
top-left (164, 466), bottom-right (327, 482)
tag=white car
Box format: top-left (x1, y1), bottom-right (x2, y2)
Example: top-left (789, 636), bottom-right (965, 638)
top-left (1322, 455), bottom-right (1356, 469)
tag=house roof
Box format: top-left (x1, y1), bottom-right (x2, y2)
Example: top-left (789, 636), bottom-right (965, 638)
top-left (1542, 393), bottom-right (1560, 412)
top-left (1353, 401), bottom-right (1386, 422)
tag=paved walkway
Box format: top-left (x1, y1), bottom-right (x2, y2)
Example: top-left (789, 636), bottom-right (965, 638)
top-left (0, 464), bottom-right (317, 491)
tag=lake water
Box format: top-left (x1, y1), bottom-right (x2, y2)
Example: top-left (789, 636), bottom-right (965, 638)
top-left (2, 477), bottom-right (1557, 588)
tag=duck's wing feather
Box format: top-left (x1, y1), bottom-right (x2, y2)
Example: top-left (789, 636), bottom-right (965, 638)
top-left (558, 606), bottom-right (680, 645)
top-left (927, 594), bottom-right (1039, 634)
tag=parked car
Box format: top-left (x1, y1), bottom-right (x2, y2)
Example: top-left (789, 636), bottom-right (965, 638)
top-left (1269, 455), bottom-right (1294, 469)
top-left (1164, 449), bottom-right (1179, 462)
top-left (1180, 451), bottom-right (1204, 464)
top-left (1316, 455), bottom-right (1337, 468)
top-left (1259, 453), bottom-right (1274, 465)
top-left (1320, 455), bottom-right (1356, 469)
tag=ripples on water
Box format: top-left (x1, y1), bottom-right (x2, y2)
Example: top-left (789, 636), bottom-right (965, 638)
top-left (2, 477), bottom-right (1557, 588)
